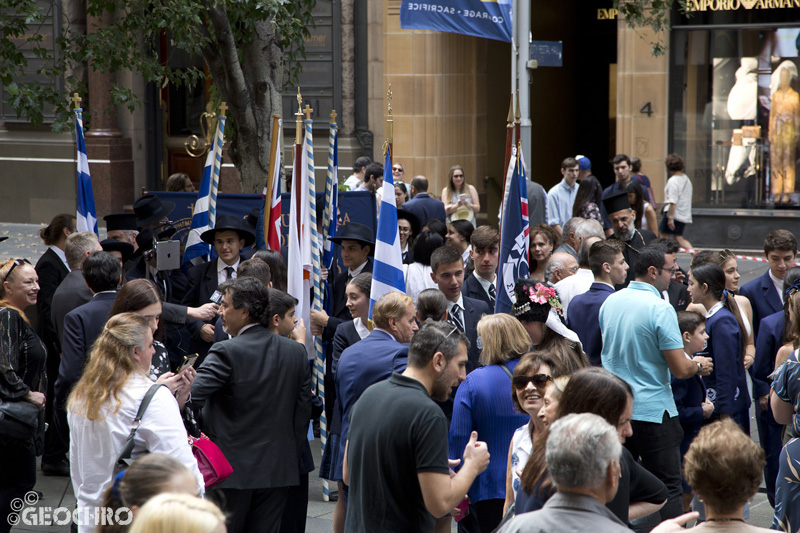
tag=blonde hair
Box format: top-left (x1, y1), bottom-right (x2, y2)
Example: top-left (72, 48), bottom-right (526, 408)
top-left (372, 291), bottom-right (413, 330)
top-left (128, 493), bottom-right (225, 533)
top-left (68, 313), bottom-right (151, 421)
top-left (477, 314), bottom-right (530, 366)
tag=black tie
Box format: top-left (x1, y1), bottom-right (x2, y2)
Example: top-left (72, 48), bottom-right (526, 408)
top-left (225, 266), bottom-right (235, 281)
top-left (449, 304), bottom-right (465, 332)
top-left (488, 284), bottom-right (496, 306)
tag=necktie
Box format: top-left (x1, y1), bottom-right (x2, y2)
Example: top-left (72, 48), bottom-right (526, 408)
top-left (225, 266), bottom-right (235, 281)
top-left (488, 284), bottom-right (496, 306)
top-left (449, 304), bottom-right (465, 332)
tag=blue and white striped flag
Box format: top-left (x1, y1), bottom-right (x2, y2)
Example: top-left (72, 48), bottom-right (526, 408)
top-left (368, 146), bottom-right (406, 317)
top-left (322, 120), bottom-right (339, 314)
top-left (183, 115), bottom-right (226, 267)
top-left (74, 108), bottom-right (98, 235)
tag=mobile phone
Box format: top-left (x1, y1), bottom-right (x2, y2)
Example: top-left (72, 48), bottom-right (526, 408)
top-left (210, 290), bottom-right (222, 304)
top-left (453, 497), bottom-right (470, 522)
top-left (459, 194), bottom-right (468, 201)
top-left (178, 354), bottom-right (198, 372)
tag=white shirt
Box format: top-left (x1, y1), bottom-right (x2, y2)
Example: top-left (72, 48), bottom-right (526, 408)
top-left (663, 173), bottom-right (693, 223)
top-left (217, 256), bottom-right (240, 286)
top-left (447, 295), bottom-right (465, 326)
top-left (769, 269), bottom-right (785, 305)
top-left (353, 317), bottom-right (370, 340)
top-left (343, 174), bottom-right (361, 191)
top-left (510, 423), bottom-right (533, 499)
top-left (405, 263), bottom-right (438, 303)
top-left (49, 245), bottom-right (71, 272)
top-left (554, 268), bottom-right (594, 314)
top-left (68, 374), bottom-right (204, 533)
top-left (348, 260), bottom-right (368, 279)
top-left (473, 272), bottom-right (496, 301)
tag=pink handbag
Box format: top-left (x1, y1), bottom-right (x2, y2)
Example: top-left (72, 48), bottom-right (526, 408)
top-left (189, 433), bottom-right (234, 488)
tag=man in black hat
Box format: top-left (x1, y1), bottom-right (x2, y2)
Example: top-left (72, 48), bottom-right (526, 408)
top-left (100, 238), bottom-right (134, 268)
top-left (133, 193), bottom-right (175, 231)
top-left (182, 214), bottom-right (256, 359)
top-left (103, 213), bottom-right (139, 252)
top-left (603, 192), bottom-right (645, 290)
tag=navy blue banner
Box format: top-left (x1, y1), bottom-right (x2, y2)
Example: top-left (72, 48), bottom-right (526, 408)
top-left (400, 0), bottom-right (512, 43)
top-left (150, 190), bottom-right (377, 276)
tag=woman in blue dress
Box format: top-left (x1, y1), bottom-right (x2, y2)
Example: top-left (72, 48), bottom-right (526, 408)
top-left (687, 263), bottom-right (751, 432)
top-left (770, 281), bottom-right (800, 532)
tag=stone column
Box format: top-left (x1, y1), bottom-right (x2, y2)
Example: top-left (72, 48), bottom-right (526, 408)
top-left (84, 3), bottom-right (134, 217)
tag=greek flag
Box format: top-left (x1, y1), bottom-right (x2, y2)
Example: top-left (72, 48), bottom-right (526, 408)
top-left (495, 147), bottom-right (530, 314)
top-left (74, 108), bottom-right (98, 235)
top-left (368, 146), bottom-right (405, 317)
top-left (183, 115), bottom-right (226, 266)
top-left (322, 120), bottom-right (339, 314)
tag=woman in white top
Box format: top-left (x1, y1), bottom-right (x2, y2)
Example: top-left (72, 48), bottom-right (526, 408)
top-left (442, 165), bottom-right (480, 226)
top-left (405, 230), bottom-right (443, 303)
top-left (68, 313), bottom-right (203, 533)
top-left (687, 250), bottom-right (755, 369)
top-left (660, 153), bottom-right (694, 250)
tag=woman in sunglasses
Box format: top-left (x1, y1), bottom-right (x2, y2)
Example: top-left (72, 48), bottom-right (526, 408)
top-left (502, 351), bottom-right (569, 517)
top-left (512, 278), bottom-right (589, 372)
top-left (447, 314), bottom-right (532, 532)
top-left (0, 258), bottom-right (47, 532)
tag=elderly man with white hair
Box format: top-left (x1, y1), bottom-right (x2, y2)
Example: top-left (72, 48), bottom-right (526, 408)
top-left (498, 413), bottom-right (628, 533)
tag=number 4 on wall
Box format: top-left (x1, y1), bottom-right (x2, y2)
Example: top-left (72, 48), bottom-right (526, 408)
top-left (640, 102), bottom-right (653, 117)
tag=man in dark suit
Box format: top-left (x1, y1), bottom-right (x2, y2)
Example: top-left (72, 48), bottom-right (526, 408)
top-left (430, 245), bottom-right (490, 372)
top-left (402, 175), bottom-right (447, 228)
top-left (52, 251), bottom-right (121, 472)
top-left (335, 292), bottom-right (416, 484)
top-left (50, 232), bottom-right (102, 347)
top-left (603, 192), bottom-right (646, 290)
top-left (181, 215), bottom-right (255, 360)
top-left (567, 240), bottom-right (628, 366)
top-left (751, 266), bottom-right (800, 506)
top-left (462, 225), bottom-right (500, 309)
top-left (191, 277), bottom-right (312, 533)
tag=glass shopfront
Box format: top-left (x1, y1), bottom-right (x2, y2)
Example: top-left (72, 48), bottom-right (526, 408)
top-left (670, 5), bottom-right (800, 208)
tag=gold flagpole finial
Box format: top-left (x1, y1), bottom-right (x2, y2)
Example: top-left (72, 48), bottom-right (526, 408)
top-left (330, 109), bottom-right (338, 124)
top-left (295, 88), bottom-right (304, 145)
top-left (303, 104), bottom-right (314, 121)
top-left (514, 89), bottom-right (521, 124)
top-left (219, 102), bottom-right (227, 118)
top-left (72, 93), bottom-right (82, 110)
top-left (386, 84), bottom-right (394, 145)
top-left (506, 93), bottom-right (514, 128)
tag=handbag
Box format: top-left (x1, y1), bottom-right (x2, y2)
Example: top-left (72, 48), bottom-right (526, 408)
top-left (112, 384), bottom-right (164, 478)
top-left (0, 397), bottom-right (39, 440)
top-left (189, 433), bottom-right (233, 488)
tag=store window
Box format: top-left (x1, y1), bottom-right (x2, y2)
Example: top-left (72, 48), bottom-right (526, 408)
top-left (670, 27), bottom-right (800, 208)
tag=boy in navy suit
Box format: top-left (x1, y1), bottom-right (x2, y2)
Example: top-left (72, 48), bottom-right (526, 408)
top-left (671, 311), bottom-right (714, 511)
top-left (741, 229), bottom-right (797, 506)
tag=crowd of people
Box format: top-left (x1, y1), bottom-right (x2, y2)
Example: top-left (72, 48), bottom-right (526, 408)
top-left (0, 151), bottom-right (796, 533)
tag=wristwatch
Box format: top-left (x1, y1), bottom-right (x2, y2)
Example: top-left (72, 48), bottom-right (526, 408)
top-left (696, 361), bottom-right (703, 374)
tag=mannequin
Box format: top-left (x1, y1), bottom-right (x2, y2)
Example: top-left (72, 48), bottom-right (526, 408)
top-left (769, 66), bottom-right (800, 204)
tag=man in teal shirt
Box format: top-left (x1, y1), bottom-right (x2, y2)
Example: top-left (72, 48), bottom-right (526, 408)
top-left (599, 244), bottom-right (712, 521)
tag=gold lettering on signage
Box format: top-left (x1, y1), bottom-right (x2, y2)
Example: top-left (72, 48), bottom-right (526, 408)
top-left (597, 8), bottom-right (619, 19)
top-left (686, 0), bottom-right (800, 9)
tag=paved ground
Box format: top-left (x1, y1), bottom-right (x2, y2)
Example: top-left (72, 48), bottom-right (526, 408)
top-left (0, 222), bottom-right (779, 531)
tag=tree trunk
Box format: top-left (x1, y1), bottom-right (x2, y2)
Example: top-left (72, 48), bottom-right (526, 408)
top-left (202, 6), bottom-right (284, 193)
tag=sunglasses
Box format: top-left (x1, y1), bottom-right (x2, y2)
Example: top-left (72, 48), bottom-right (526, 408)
top-left (3, 259), bottom-right (31, 282)
top-left (433, 325), bottom-right (458, 354)
top-left (512, 374), bottom-right (552, 390)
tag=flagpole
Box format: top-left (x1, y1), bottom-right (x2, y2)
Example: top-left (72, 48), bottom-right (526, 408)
top-left (514, 89), bottom-right (521, 148)
top-left (293, 88), bottom-right (304, 217)
top-left (502, 93), bottom-right (514, 207)
top-left (386, 84), bottom-right (393, 165)
top-left (264, 113), bottom-right (281, 247)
